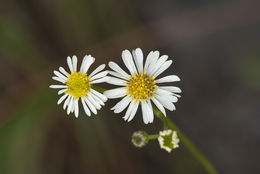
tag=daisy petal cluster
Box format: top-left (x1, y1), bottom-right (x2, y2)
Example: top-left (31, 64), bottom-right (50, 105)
top-left (158, 129), bottom-right (180, 153)
top-left (50, 55), bottom-right (108, 117)
top-left (104, 48), bottom-right (181, 124)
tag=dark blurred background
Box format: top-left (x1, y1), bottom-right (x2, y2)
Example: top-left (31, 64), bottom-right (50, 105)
top-left (0, 0), bottom-right (260, 173)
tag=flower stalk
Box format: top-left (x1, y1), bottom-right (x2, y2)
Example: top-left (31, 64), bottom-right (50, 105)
top-left (147, 134), bottom-right (159, 140)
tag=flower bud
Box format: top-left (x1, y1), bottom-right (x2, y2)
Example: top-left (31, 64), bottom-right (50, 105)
top-left (158, 129), bottom-right (180, 152)
top-left (131, 131), bottom-right (149, 148)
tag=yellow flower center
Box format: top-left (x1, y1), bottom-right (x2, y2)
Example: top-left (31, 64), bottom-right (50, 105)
top-left (126, 72), bottom-right (157, 100)
top-left (65, 72), bottom-right (91, 99)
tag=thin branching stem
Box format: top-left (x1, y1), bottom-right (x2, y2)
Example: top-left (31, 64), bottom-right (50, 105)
top-left (147, 134), bottom-right (159, 140)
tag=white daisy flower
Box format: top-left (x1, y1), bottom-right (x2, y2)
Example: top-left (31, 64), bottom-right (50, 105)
top-left (158, 129), bottom-right (180, 153)
top-left (50, 55), bottom-right (108, 117)
top-left (104, 48), bottom-right (181, 124)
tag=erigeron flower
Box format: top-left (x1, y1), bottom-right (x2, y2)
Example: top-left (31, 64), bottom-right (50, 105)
top-left (158, 129), bottom-right (179, 152)
top-left (131, 131), bottom-right (149, 148)
top-left (104, 48), bottom-right (181, 124)
top-left (50, 55), bottom-right (108, 117)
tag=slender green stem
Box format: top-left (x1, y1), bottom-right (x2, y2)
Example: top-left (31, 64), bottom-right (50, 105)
top-left (153, 107), bottom-right (218, 174)
top-left (93, 85), bottom-right (218, 174)
top-left (148, 134), bottom-right (159, 140)
top-left (162, 117), bottom-right (169, 130)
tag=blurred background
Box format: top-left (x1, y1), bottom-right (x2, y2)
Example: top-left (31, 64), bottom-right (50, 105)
top-left (0, 0), bottom-right (260, 173)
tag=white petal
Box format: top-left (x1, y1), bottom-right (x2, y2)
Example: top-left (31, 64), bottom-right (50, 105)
top-left (63, 95), bottom-right (71, 109)
top-left (84, 97), bottom-right (97, 115)
top-left (152, 98), bottom-right (166, 116)
top-left (147, 100), bottom-right (154, 123)
top-left (86, 93), bottom-right (101, 110)
top-left (153, 60), bottom-right (172, 78)
top-left (80, 56), bottom-right (87, 72)
top-left (155, 95), bottom-right (176, 111)
top-left (141, 101), bottom-right (149, 124)
top-left (108, 70), bottom-right (127, 80)
top-left (156, 75), bottom-right (180, 83)
top-left (90, 91), bottom-right (104, 106)
top-left (81, 55), bottom-right (95, 74)
top-left (49, 85), bottom-right (67, 89)
top-left (122, 50), bottom-right (137, 74)
top-left (104, 87), bottom-right (127, 99)
top-left (54, 70), bottom-right (68, 81)
top-left (90, 71), bottom-right (108, 81)
top-left (91, 76), bottom-right (109, 84)
top-left (164, 94), bottom-right (178, 103)
top-left (89, 64), bottom-right (106, 77)
top-left (127, 101), bottom-right (139, 122)
top-left (67, 97), bottom-right (75, 114)
top-left (111, 95), bottom-right (131, 113)
top-left (173, 93), bottom-right (181, 98)
top-left (108, 61), bottom-right (129, 79)
top-left (59, 67), bottom-right (69, 77)
top-left (57, 94), bottom-right (68, 105)
top-left (132, 48), bottom-right (143, 73)
top-left (160, 55), bottom-right (169, 61)
top-left (123, 101), bottom-right (135, 121)
top-left (72, 55), bottom-right (77, 72)
top-left (70, 100), bottom-right (75, 113)
top-left (155, 88), bottom-right (173, 96)
top-left (91, 89), bottom-right (108, 102)
top-left (147, 51), bottom-right (160, 75)
top-left (67, 56), bottom-right (73, 73)
top-left (149, 55), bottom-right (168, 76)
top-left (164, 95), bottom-right (178, 103)
top-left (105, 76), bottom-right (127, 86)
top-left (81, 98), bottom-right (91, 116)
top-left (74, 99), bottom-right (79, 117)
top-left (159, 86), bottom-right (182, 93)
top-left (52, 76), bottom-right (66, 83)
top-left (144, 51), bottom-right (154, 72)
top-left (58, 88), bottom-right (67, 95)
top-left (156, 89), bottom-right (179, 102)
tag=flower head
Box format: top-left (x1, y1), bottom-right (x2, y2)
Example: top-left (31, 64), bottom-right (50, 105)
top-left (131, 131), bottom-right (149, 148)
top-left (158, 129), bottom-right (179, 152)
top-left (50, 55), bottom-right (108, 117)
top-left (104, 48), bottom-right (181, 124)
